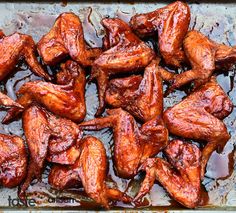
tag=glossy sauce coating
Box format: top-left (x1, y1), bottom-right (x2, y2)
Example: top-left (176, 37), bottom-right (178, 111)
top-left (0, 32), bottom-right (50, 81)
top-left (49, 136), bottom-right (131, 209)
top-left (3, 60), bottom-right (86, 123)
top-left (164, 77), bottom-right (233, 178)
top-left (130, 1), bottom-right (190, 67)
top-left (134, 140), bottom-right (201, 208)
top-left (37, 12), bottom-right (102, 66)
top-left (80, 108), bottom-right (168, 179)
top-left (90, 18), bottom-right (155, 116)
top-left (105, 59), bottom-right (163, 122)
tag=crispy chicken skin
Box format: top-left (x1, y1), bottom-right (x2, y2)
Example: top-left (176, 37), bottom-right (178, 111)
top-left (134, 140), bottom-right (201, 208)
top-left (90, 18), bottom-right (155, 116)
top-left (130, 1), bottom-right (190, 67)
top-left (168, 30), bottom-right (236, 92)
top-left (48, 136), bottom-right (131, 209)
top-left (19, 105), bottom-right (82, 200)
top-left (0, 32), bottom-right (50, 81)
top-left (163, 77), bottom-right (233, 178)
top-left (3, 60), bottom-right (86, 123)
top-left (0, 134), bottom-right (27, 188)
top-left (37, 12), bottom-right (102, 66)
top-left (105, 59), bottom-right (163, 122)
top-left (79, 108), bottom-right (168, 179)
top-left (0, 92), bottom-right (23, 109)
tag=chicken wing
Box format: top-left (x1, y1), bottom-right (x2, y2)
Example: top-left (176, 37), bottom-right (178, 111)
top-left (130, 1), bottom-right (190, 67)
top-left (37, 12), bottom-right (102, 66)
top-left (0, 134), bottom-right (27, 188)
top-left (163, 77), bottom-right (233, 178)
top-left (3, 60), bottom-right (86, 123)
top-left (79, 108), bottom-right (168, 178)
top-left (19, 105), bottom-right (82, 200)
top-left (19, 105), bottom-right (51, 201)
top-left (105, 59), bottom-right (165, 122)
top-left (168, 30), bottom-right (236, 92)
top-left (134, 140), bottom-right (201, 208)
top-left (90, 18), bottom-right (155, 116)
top-left (0, 32), bottom-right (50, 81)
top-left (48, 136), bottom-right (131, 209)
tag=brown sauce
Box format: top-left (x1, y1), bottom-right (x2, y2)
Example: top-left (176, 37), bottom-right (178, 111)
top-left (0, 1), bottom-right (236, 210)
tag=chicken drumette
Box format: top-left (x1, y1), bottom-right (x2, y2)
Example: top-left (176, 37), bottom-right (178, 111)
top-left (0, 31), bottom-right (50, 81)
top-left (163, 77), bottom-right (233, 178)
top-left (37, 12), bottom-right (102, 66)
top-left (3, 60), bottom-right (86, 123)
top-left (134, 140), bottom-right (201, 208)
top-left (90, 18), bottom-right (155, 116)
top-left (19, 105), bottom-right (82, 200)
top-left (130, 1), bottom-right (190, 67)
top-left (0, 134), bottom-right (27, 188)
top-left (79, 108), bottom-right (168, 179)
top-left (49, 136), bottom-right (131, 209)
top-left (168, 30), bottom-right (236, 92)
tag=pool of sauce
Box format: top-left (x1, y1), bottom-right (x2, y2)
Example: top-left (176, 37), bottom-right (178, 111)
top-left (0, 1), bottom-right (235, 210)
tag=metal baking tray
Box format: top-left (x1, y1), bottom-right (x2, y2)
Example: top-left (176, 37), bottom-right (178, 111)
top-left (0, 0), bottom-right (235, 211)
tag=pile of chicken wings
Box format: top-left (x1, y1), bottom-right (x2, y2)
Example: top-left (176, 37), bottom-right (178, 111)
top-left (0, 1), bottom-right (235, 209)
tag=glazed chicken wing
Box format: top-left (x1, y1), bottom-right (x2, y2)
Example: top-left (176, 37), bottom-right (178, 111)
top-left (105, 59), bottom-right (164, 122)
top-left (134, 140), bottom-right (201, 208)
top-left (90, 18), bottom-right (155, 116)
top-left (79, 108), bottom-right (168, 178)
top-left (48, 136), bottom-right (131, 209)
top-left (168, 30), bottom-right (236, 92)
top-left (19, 105), bottom-right (82, 200)
top-left (0, 134), bottom-right (27, 188)
top-left (163, 77), bottom-right (233, 178)
top-left (130, 1), bottom-right (190, 67)
top-left (37, 12), bottom-right (101, 66)
top-left (0, 32), bottom-right (50, 81)
top-left (3, 60), bottom-right (86, 123)
top-left (19, 105), bottom-right (51, 200)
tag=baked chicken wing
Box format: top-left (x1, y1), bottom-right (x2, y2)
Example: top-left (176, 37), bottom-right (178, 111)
top-left (19, 105), bottom-right (51, 201)
top-left (0, 31), bottom-right (50, 81)
top-left (90, 18), bottom-right (155, 116)
top-left (3, 60), bottom-right (86, 123)
top-left (134, 140), bottom-right (201, 208)
top-left (79, 108), bottom-right (168, 178)
top-left (48, 136), bottom-right (131, 209)
top-left (37, 12), bottom-right (102, 66)
top-left (163, 77), bottom-right (233, 178)
top-left (168, 30), bottom-right (236, 92)
top-left (0, 134), bottom-right (27, 188)
top-left (19, 105), bottom-right (82, 200)
top-left (105, 59), bottom-right (164, 122)
top-left (130, 1), bottom-right (190, 67)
